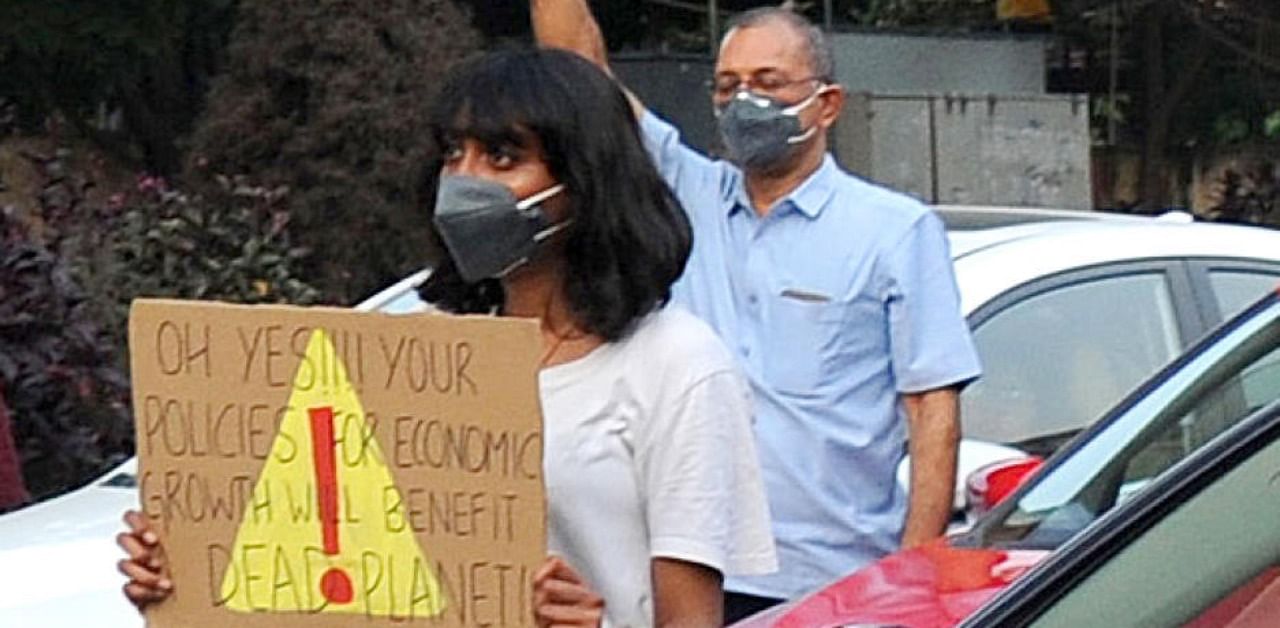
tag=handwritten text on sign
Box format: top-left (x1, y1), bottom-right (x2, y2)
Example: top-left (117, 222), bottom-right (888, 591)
top-left (129, 301), bottom-right (545, 628)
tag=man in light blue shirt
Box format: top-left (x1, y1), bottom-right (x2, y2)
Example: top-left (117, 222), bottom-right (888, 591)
top-left (533, 2), bottom-right (982, 621)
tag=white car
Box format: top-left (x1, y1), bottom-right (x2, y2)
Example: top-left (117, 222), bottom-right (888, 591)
top-left (6, 209), bottom-right (1280, 626)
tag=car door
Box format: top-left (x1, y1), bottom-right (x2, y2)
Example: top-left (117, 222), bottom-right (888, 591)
top-left (959, 291), bottom-right (1280, 552)
top-left (959, 399), bottom-right (1280, 628)
top-left (960, 261), bottom-right (1203, 456)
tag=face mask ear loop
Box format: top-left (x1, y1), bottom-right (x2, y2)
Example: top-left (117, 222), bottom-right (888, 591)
top-left (515, 183), bottom-right (566, 211)
top-left (783, 85), bottom-right (832, 144)
top-left (533, 218), bottom-right (575, 243)
top-left (786, 125), bottom-right (820, 145)
top-left (495, 256), bottom-right (532, 279)
top-left (781, 84), bottom-right (831, 116)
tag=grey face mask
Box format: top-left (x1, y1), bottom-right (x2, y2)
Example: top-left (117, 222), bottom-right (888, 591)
top-left (715, 87), bottom-right (828, 170)
top-left (432, 175), bottom-right (568, 283)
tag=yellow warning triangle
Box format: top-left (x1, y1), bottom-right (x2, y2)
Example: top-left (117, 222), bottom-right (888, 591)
top-left (218, 329), bottom-right (446, 617)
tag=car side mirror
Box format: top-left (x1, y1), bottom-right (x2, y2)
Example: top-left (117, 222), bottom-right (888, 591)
top-left (964, 456), bottom-right (1044, 519)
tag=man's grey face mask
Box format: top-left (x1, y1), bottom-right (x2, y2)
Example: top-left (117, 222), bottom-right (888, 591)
top-left (715, 86), bottom-right (828, 170)
top-left (432, 175), bottom-right (568, 283)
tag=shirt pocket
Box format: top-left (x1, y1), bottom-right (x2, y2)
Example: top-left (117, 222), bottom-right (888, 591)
top-left (765, 290), bottom-right (847, 395)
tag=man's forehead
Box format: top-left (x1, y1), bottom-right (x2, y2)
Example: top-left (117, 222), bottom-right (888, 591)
top-left (715, 20), bottom-right (812, 76)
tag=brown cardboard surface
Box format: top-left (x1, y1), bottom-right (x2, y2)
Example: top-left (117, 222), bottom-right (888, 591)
top-left (128, 299), bottom-right (545, 627)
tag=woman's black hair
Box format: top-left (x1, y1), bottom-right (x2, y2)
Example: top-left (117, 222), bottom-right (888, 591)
top-left (418, 48), bottom-right (692, 342)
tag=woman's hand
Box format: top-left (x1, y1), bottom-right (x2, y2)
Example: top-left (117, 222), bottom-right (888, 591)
top-left (533, 556), bottom-right (604, 628)
top-left (115, 510), bottom-right (172, 611)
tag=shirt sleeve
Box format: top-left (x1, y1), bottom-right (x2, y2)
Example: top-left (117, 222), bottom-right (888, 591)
top-left (638, 110), bottom-right (729, 223)
top-left (883, 211), bottom-right (983, 393)
top-left (637, 369), bottom-right (778, 577)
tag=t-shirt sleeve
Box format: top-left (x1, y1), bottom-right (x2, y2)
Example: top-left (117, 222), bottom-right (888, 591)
top-left (884, 211), bottom-right (983, 393)
top-left (638, 109), bottom-right (727, 222)
top-left (637, 368), bottom-right (777, 576)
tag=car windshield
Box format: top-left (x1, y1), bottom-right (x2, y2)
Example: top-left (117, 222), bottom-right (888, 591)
top-left (970, 295), bottom-right (1280, 551)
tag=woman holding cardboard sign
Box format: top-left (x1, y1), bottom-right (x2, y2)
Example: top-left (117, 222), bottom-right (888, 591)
top-left (118, 48), bottom-right (777, 627)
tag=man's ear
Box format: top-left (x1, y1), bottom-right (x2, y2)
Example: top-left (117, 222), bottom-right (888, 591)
top-left (817, 84), bottom-right (846, 130)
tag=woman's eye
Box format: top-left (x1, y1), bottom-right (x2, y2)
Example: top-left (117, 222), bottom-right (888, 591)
top-left (489, 149), bottom-right (517, 169)
top-left (442, 144), bottom-right (463, 162)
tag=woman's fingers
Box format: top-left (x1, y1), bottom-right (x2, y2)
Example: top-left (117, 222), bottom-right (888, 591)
top-left (536, 577), bottom-right (602, 605)
top-left (116, 531), bottom-right (166, 570)
top-left (535, 556), bottom-right (586, 586)
top-left (122, 581), bottom-right (170, 606)
top-left (118, 509), bottom-right (172, 610)
top-left (116, 558), bottom-right (170, 591)
top-left (123, 510), bottom-right (157, 540)
top-left (534, 603), bottom-right (604, 626)
top-left (533, 557), bottom-right (603, 628)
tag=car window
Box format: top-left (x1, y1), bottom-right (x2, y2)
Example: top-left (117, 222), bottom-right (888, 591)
top-left (1208, 270), bottom-right (1280, 320)
top-left (975, 299), bottom-right (1280, 551)
top-left (962, 273), bottom-right (1182, 451)
top-left (1026, 415), bottom-right (1280, 628)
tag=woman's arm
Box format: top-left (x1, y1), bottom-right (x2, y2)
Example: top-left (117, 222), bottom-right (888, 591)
top-left (653, 557), bottom-right (723, 628)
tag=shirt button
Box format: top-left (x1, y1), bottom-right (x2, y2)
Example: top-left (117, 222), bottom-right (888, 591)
top-left (748, 294), bottom-right (759, 305)
top-left (739, 345), bottom-right (751, 357)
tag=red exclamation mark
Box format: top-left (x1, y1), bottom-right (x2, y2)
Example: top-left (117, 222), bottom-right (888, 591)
top-left (309, 406), bottom-right (354, 604)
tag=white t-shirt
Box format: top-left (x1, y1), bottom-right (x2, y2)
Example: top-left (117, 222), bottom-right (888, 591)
top-left (540, 305), bottom-right (777, 627)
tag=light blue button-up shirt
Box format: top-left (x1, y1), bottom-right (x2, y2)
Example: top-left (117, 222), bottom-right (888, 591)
top-left (640, 111), bottom-right (982, 598)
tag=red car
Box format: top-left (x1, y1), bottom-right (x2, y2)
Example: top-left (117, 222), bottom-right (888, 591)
top-left (739, 541), bottom-right (1048, 628)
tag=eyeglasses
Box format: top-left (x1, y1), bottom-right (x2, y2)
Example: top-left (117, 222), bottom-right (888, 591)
top-left (709, 72), bottom-right (826, 100)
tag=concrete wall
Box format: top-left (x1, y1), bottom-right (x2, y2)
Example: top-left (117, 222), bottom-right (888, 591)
top-left (830, 32), bottom-right (1047, 95)
top-left (834, 92), bottom-right (1093, 209)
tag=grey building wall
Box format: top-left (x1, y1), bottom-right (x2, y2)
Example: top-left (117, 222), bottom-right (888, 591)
top-left (830, 32), bottom-right (1047, 95)
top-left (834, 93), bottom-right (1093, 210)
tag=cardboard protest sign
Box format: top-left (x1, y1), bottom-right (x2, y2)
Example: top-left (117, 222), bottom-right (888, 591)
top-left (128, 299), bottom-right (545, 627)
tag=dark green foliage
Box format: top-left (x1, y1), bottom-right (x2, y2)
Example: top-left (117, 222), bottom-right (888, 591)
top-left (0, 0), bottom-right (238, 174)
top-left (0, 203), bottom-right (132, 500)
top-left (186, 0), bottom-right (481, 303)
top-left (852, 0), bottom-right (997, 29)
top-left (89, 174), bottom-right (325, 334)
top-left (1, 144), bottom-right (322, 499)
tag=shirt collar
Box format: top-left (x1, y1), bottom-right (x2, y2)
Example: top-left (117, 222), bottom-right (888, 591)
top-left (726, 154), bottom-right (838, 219)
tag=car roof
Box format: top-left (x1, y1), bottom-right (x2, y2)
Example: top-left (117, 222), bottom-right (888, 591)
top-left (934, 204), bottom-right (1158, 233)
top-left (944, 214), bottom-right (1280, 315)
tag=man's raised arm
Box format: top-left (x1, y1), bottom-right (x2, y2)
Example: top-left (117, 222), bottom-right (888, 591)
top-left (531, 0), bottom-right (650, 118)
top-left (530, 0), bottom-right (610, 72)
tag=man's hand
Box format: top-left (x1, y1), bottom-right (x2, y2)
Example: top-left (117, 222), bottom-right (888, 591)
top-left (530, 0), bottom-right (609, 70)
top-left (900, 387), bottom-right (960, 549)
top-left (530, 0), bottom-right (646, 116)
